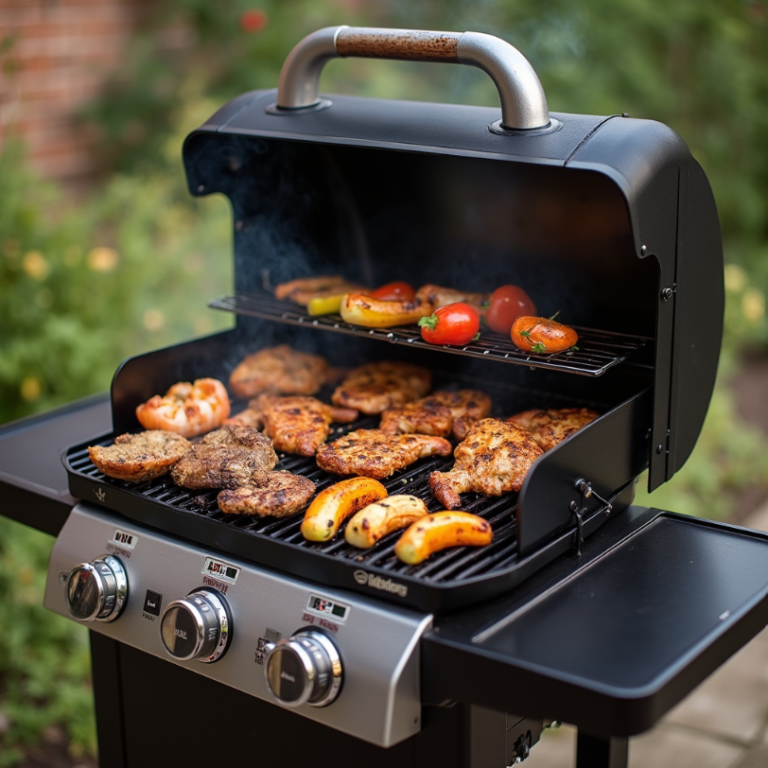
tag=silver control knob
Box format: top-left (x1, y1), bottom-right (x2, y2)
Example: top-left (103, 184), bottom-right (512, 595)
top-left (65, 555), bottom-right (128, 622)
top-left (160, 589), bottom-right (231, 663)
top-left (264, 630), bottom-right (343, 708)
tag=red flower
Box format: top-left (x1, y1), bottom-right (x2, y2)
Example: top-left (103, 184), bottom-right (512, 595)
top-left (241, 9), bottom-right (268, 33)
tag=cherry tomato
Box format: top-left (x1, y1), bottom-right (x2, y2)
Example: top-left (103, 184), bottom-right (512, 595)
top-left (511, 315), bottom-right (579, 354)
top-left (485, 285), bottom-right (537, 334)
top-left (369, 281), bottom-right (416, 302)
top-left (418, 303), bottom-right (480, 346)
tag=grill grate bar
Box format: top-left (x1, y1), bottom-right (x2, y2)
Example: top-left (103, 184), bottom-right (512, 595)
top-left (210, 292), bottom-right (649, 377)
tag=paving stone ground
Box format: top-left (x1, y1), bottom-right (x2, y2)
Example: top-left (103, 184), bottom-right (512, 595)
top-left (525, 500), bottom-right (768, 767)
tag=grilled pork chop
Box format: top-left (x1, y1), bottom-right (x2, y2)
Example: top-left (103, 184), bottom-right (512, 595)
top-left (332, 360), bottom-right (432, 415)
top-left (506, 407), bottom-right (599, 451)
top-left (430, 418), bottom-right (543, 509)
top-left (415, 284), bottom-right (490, 310)
top-left (316, 429), bottom-right (452, 479)
top-left (233, 395), bottom-right (358, 456)
top-left (380, 389), bottom-right (492, 440)
top-left (88, 430), bottom-right (190, 483)
top-left (217, 470), bottom-right (316, 517)
top-left (170, 425), bottom-right (277, 489)
top-left (229, 345), bottom-right (330, 399)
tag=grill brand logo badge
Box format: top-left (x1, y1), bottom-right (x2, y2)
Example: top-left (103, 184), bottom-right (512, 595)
top-left (353, 569), bottom-right (408, 598)
top-left (94, 488), bottom-right (106, 503)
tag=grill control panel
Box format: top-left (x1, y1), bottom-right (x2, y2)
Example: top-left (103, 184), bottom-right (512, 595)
top-left (45, 503), bottom-right (431, 747)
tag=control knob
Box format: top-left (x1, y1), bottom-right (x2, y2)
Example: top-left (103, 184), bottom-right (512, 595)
top-left (65, 555), bottom-right (128, 622)
top-left (160, 589), bottom-right (232, 663)
top-left (264, 630), bottom-right (343, 707)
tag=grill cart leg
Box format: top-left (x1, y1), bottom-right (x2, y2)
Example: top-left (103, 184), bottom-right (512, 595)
top-left (576, 732), bottom-right (629, 768)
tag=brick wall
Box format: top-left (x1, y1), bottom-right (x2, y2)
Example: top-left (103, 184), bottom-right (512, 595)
top-left (0, 0), bottom-right (183, 187)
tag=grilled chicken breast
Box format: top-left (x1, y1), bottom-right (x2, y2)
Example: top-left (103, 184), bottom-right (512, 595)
top-left (332, 360), bottom-right (432, 415)
top-left (380, 389), bottom-right (492, 440)
top-left (316, 429), bottom-right (452, 479)
top-left (415, 284), bottom-right (490, 310)
top-left (274, 275), bottom-right (366, 306)
top-left (170, 425), bottom-right (277, 489)
top-left (430, 418), bottom-right (543, 509)
top-left (88, 430), bottom-right (190, 483)
top-left (217, 470), bottom-right (316, 517)
top-left (235, 395), bottom-right (358, 456)
top-left (506, 407), bottom-right (599, 451)
top-left (229, 345), bottom-right (330, 399)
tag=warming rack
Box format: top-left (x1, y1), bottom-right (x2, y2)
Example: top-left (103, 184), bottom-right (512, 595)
top-left (209, 292), bottom-right (650, 377)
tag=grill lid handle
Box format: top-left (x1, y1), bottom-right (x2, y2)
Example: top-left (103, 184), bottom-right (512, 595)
top-left (275, 26), bottom-right (551, 132)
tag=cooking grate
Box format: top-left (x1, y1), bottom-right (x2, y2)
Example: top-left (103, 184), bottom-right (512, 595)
top-left (209, 291), bottom-right (649, 377)
top-left (66, 425), bottom-right (518, 584)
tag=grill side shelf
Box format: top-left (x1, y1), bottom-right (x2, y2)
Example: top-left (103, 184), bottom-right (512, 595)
top-left (64, 438), bottom-right (615, 613)
top-left (209, 293), bottom-right (650, 378)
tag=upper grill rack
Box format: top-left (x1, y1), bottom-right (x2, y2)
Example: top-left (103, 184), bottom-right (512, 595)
top-left (209, 292), bottom-right (649, 377)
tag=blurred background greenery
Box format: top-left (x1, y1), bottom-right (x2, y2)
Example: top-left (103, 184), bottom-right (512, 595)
top-left (1, 0), bottom-right (767, 764)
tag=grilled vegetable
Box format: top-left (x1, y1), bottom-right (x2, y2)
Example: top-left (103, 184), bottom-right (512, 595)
top-left (307, 294), bottom-right (345, 316)
top-left (485, 285), bottom-right (537, 334)
top-left (345, 494), bottom-right (429, 548)
top-left (301, 477), bottom-right (388, 541)
top-left (510, 315), bottom-right (578, 354)
top-left (340, 293), bottom-right (433, 328)
top-left (418, 303), bottom-right (480, 346)
top-left (369, 281), bottom-right (416, 302)
top-left (394, 511), bottom-right (493, 565)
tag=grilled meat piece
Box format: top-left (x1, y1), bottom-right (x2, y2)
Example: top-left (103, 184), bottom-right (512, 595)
top-left (229, 345), bottom-right (330, 399)
top-left (380, 389), bottom-right (492, 440)
top-left (88, 430), bottom-right (190, 483)
top-left (241, 395), bottom-right (358, 456)
top-left (316, 429), bottom-right (452, 480)
top-left (415, 284), bottom-right (490, 310)
top-left (332, 360), bottom-right (432, 415)
top-left (430, 418), bottom-right (543, 509)
top-left (274, 275), bottom-right (366, 306)
top-left (217, 470), bottom-right (316, 517)
top-left (170, 425), bottom-right (277, 489)
top-left (506, 407), bottom-right (599, 451)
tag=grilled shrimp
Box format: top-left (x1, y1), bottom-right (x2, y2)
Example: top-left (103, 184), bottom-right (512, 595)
top-left (136, 378), bottom-right (231, 438)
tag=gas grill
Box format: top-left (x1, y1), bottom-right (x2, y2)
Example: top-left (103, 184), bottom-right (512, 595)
top-left (2, 26), bottom-right (768, 768)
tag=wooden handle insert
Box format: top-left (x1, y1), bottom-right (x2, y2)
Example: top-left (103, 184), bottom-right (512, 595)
top-left (336, 28), bottom-right (461, 63)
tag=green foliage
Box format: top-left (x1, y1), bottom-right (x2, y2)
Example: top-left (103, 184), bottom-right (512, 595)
top-left (0, 123), bottom-right (233, 424)
top-left (0, 518), bottom-right (95, 764)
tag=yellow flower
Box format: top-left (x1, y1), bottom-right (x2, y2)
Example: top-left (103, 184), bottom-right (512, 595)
top-left (87, 247), bottom-right (120, 272)
top-left (724, 264), bottom-right (747, 292)
top-left (143, 308), bottom-right (166, 331)
top-left (22, 251), bottom-right (49, 280)
top-left (742, 288), bottom-right (765, 323)
top-left (20, 377), bottom-right (42, 401)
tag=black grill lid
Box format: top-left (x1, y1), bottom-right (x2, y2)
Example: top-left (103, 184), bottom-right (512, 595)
top-left (182, 36), bottom-right (723, 493)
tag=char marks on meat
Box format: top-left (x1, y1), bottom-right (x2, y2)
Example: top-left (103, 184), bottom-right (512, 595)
top-left (332, 360), bottom-right (432, 415)
top-left (170, 425), bottom-right (277, 489)
top-left (316, 429), bottom-right (452, 480)
top-left (430, 418), bottom-right (543, 509)
top-left (88, 430), bottom-right (191, 483)
top-left (380, 389), bottom-right (492, 440)
top-left (217, 471), bottom-right (316, 517)
top-left (229, 345), bottom-right (330, 399)
top-left (234, 395), bottom-right (358, 456)
top-left (506, 407), bottom-right (599, 451)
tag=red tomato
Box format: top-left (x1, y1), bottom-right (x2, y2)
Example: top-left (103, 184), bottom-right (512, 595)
top-left (485, 285), bottom-right (537, 334)
top-left (369, 281), bottom-right (416, 302)
top-left (418, 303), bottom-right (480, 346)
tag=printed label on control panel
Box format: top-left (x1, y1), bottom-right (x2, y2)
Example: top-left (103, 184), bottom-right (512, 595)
top-left (109, 529), bottom-right (137, 550)
top-left (306, 594), bottom-right (350, 624)
top-left (202, 557), bottom-right (240, 585)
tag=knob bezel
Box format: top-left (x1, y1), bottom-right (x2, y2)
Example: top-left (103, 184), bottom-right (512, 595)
top-left (160, 588), bottom-right (232, 664)
top-left (264, 628), bottom-right (343, 708)
top-left (65, 555), bottom-right (128, 623)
